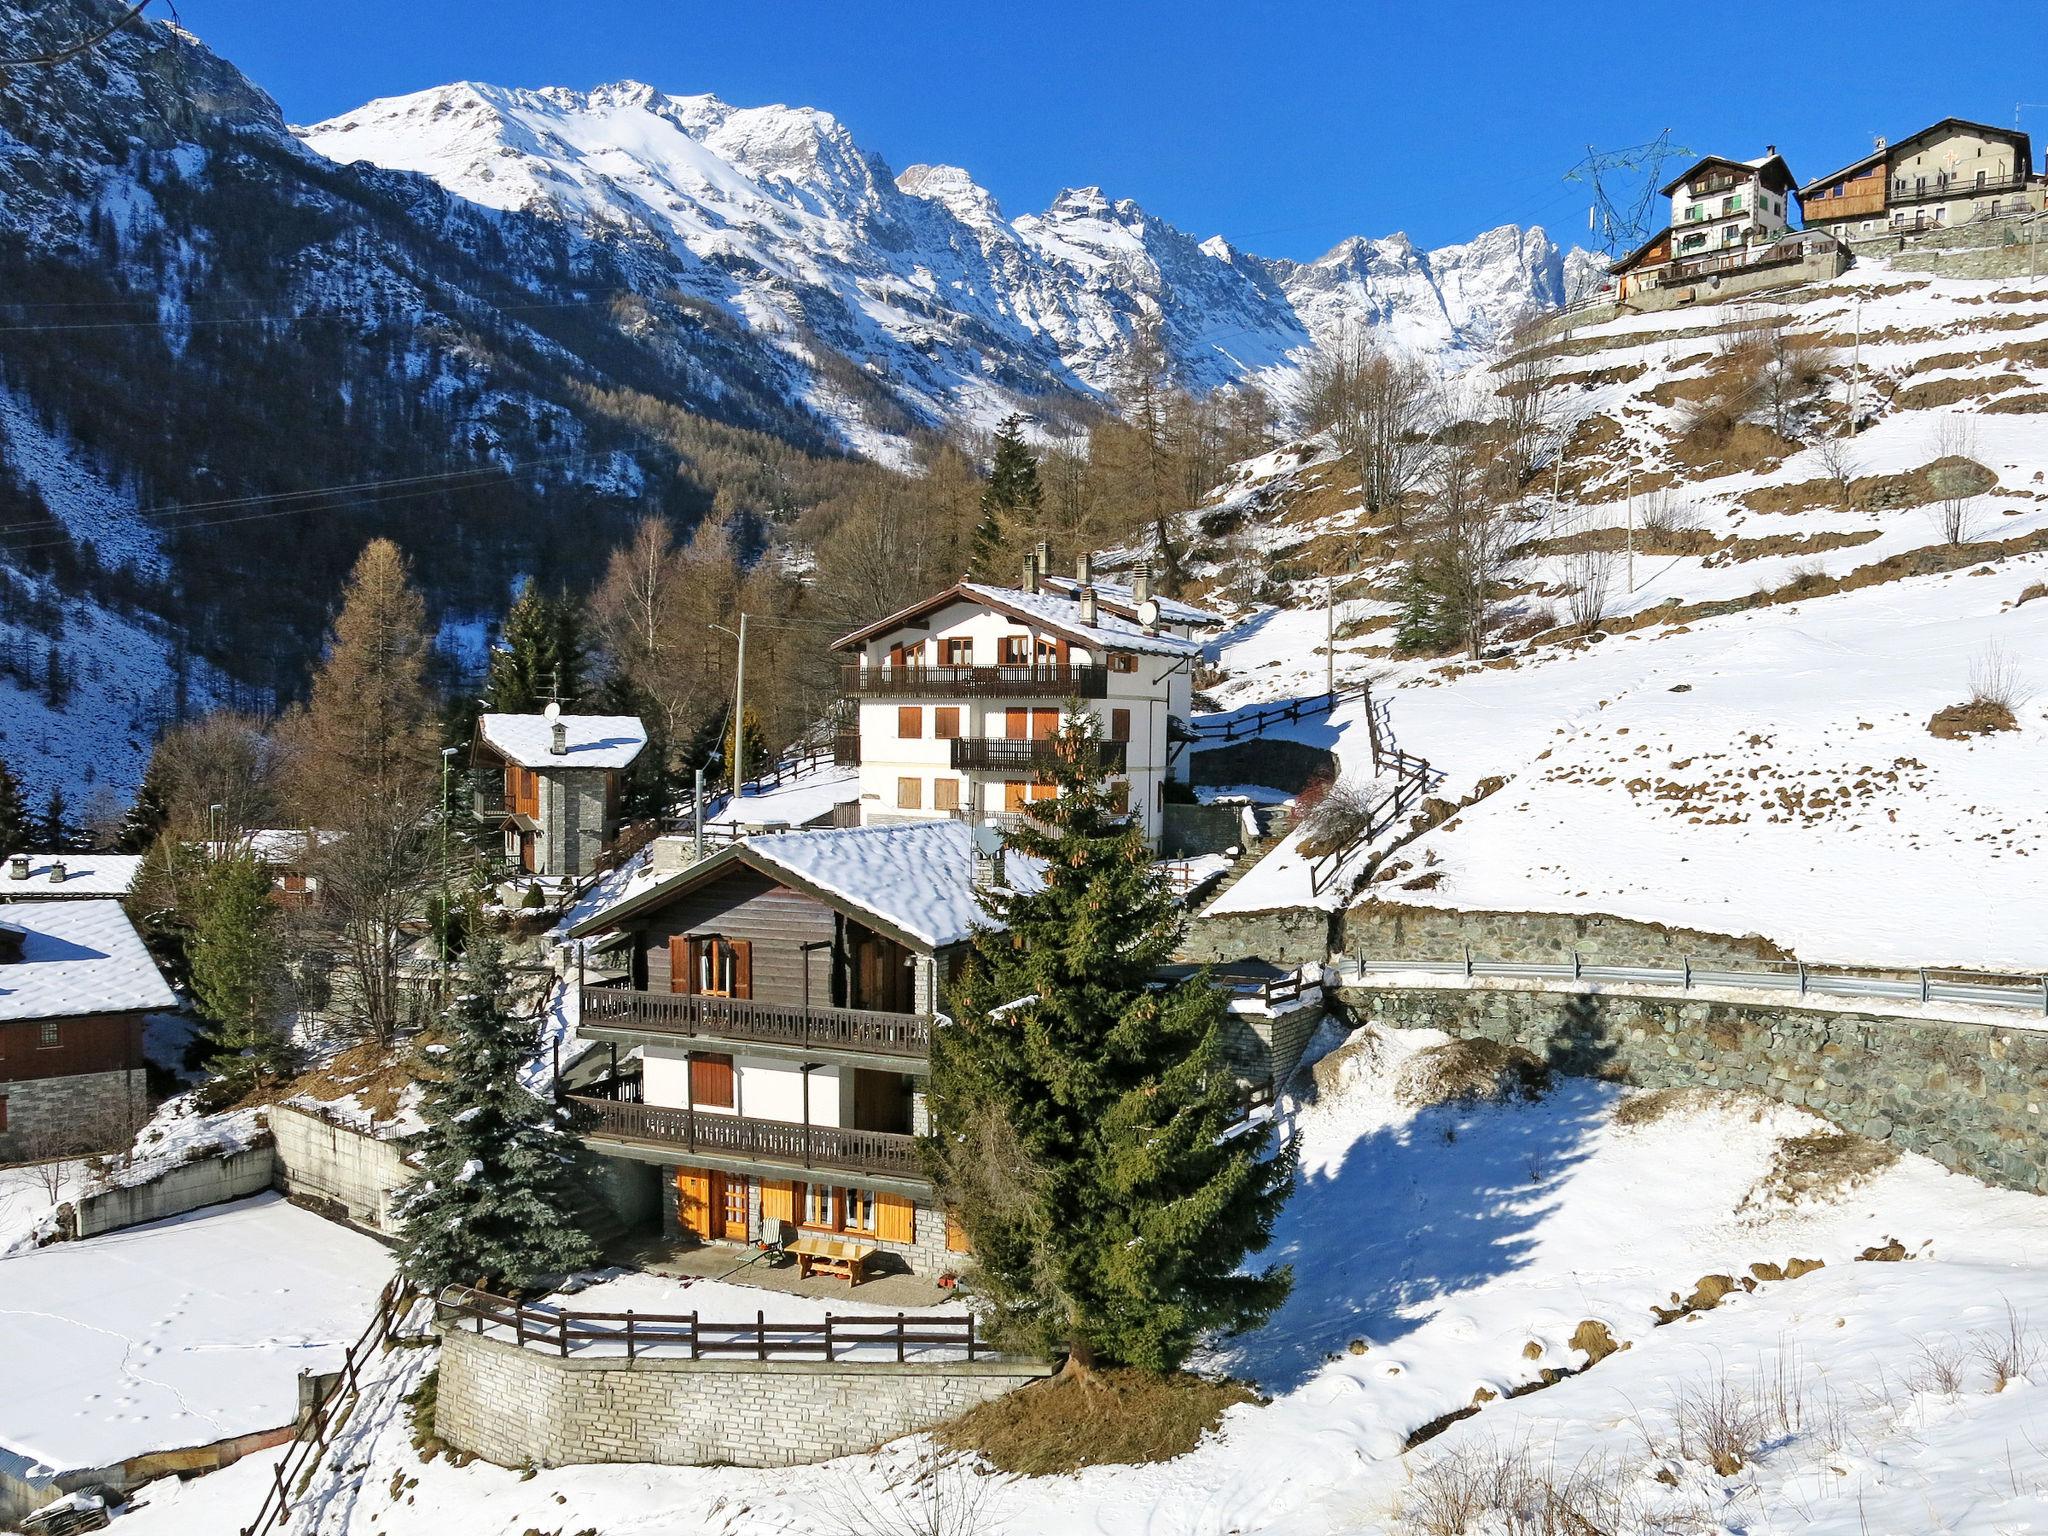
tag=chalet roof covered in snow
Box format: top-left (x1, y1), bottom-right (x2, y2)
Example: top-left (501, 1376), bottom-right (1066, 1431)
top-left (0, 899), bottom-right (177, 1022)
top-left (1036, 573), bottom-right (1225, 627)
top-left (567, 819), bottom-right (1042, 951)
top-left (832, 580), bottom-right (1206, 661)
top-left (0, 852), bottom-right (143, 897)
top-left (477, 713), bottom-right (648, 770)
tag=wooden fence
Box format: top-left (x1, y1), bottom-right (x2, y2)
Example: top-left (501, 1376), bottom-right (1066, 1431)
top-left (1188, 681), bottom-right (1373, 743)
top-left (436, 1285), bottom-right (988, 1363)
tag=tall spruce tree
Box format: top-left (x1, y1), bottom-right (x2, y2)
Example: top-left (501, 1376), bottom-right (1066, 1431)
top-left (115, 764), bottom-right (171, 854)
top-left (398, 929), bottom-right (599, 1291)
top-left (38, 786), bottom-right (75, 851)
top-left (926, 714), bottom-right (1295, 1376)
top-left (487, 580), bottom-right (586, 713)
top-left (189, 851), bottom-right (292, 1085)
top-left (970, 415), bottom-right (1044, 581)
top-left (0, 754), bottom-right (27, 857)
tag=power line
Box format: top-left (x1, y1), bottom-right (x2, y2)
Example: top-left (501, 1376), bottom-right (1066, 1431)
top-left (0, 0), bottom-right (152, 70)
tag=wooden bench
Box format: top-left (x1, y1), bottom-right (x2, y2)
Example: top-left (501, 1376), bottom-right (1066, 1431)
top-left (789, 1235), bottom-right (876, 1287)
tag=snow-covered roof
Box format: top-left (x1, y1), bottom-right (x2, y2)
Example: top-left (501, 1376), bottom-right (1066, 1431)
top-left (567, 818), bottom-right (1043, 950)
top-left (0, 852), bottom-right (143, 897)
top-left (0, 899), bottom-right (177, 1022)
top-left (955, 582), bottom-right (1205, 658)
top-left (1037, 573), bottom-right (1225, 627)
top-left (477, 713), bottom-right (648, 770)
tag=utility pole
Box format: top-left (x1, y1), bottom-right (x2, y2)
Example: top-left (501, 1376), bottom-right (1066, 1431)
top-left (1625, 472), bottom-right (1637, 595)
top-left (711, 616), bottom-right (749, 795)
top-left (1324, 578), bottom-right (1336, 700)
top-left (1847, 299), bottom-right (1863, 432)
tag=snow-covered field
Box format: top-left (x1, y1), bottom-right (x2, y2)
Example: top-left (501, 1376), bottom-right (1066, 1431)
top-left (0, 1194), bottom-right (390, 1477)
top-left (107, 1024), bottom-right (2048, 1535)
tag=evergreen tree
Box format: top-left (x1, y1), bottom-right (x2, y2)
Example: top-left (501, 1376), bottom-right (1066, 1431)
top-left (38, 786), bottom-right (75, 851)
top-left (115, 763), bottom-right (171, 854)
top-left (970, 415), bottom-right (1044, 581)
top-left (925, 714), bottom-right (1295, 1377)
top-left (486, 579), bottom-right (586, 713)
top-left (397, 930), bottom-right (599, 1292)
top-left (189, 851), bottom-right (292, 1085)
top-left (0, 754), bottom-right (27, 857)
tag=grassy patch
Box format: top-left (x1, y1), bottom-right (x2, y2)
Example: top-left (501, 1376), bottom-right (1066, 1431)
top-left (1397, 1039), bottom-right (1550, 1109)
top-left (1929, 698), bottom-right (2019, 740)
top-left (935, 1369), bottom-right (1259, 1475)
top-left (1750, 1130), bottom-right (1901, 1208)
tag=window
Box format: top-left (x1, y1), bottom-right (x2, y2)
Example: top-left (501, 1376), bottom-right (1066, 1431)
top-left (1107, 651), bottom-right (1138, 673)
top-left (1034, 635), bottom-right (1060, 663)
top-left (688, 937), bottom-right (750, 999)
top-left (841, 1187), bottom-right (877, 1235)
top-left (999, 635), bottom-right (1029, 665)
top-left (1110, 708), bottom-right (1131, 743)
top-left (897, 777), bottom-right (923, 810)
top-left (804, 1184), bottom-right (837, 1229)
top-left (897, 706), bottom-right (923, 739)
top-left (933, 706), bottom-right (961, 740)
top-left (934, 778), bottom-right (961, 812)
top-left (941, 638), bottom-right (973, 665)
top-left (38, 1021), bottom-right (60, 1049)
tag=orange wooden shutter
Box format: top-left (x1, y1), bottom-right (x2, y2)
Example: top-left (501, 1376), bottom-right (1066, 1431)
top-left (1004, 780), bottom-right (1028, 812)
top-left (875, 1192), bottom-right (915, 1245)
top-left (944, 1210), bottom-right (970, 1254)
top-left (934, 707), bottom-right (960, 739)
top-left (1005, 706), bottom-right (1028, 740)
top-left (690, 1053), bottom-right (735, 1108)
top-left (898, 706), bottom-right (922, 738)
top-left (732, 940), bottom-right (752, 999)
top-left (670, 935), bottom-right (691, 995)
top-left (1030, 708), bottom-right (1059, 739)
top-left (1111, 708), bottom-right (1130, 742)
top-left (761, 1180), bottom-right (796, 1224)
top-left (934, 778), bottom-right (960, 811)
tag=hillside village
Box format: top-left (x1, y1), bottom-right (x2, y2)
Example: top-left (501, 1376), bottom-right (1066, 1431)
top-left (5, 1), bottom-right (2048, 1529)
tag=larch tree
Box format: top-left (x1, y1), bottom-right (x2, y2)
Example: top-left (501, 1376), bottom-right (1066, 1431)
top-left (283, 538), bottom-right (442, 1044)
top-left (397, 929), bottom-right (599, 1293)
top-left (925, 713), bottom-right (1295, 1378)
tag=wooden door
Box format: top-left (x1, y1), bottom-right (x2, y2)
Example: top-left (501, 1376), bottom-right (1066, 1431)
top-left (676, 1167), bottom-right (714, 1239)
top-left (718, 1174), bottom-right (749, 1241)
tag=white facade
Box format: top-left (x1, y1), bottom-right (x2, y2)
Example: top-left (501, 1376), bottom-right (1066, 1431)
top-left (1670, 155), bottom-right (1794, 261)
top-left (643, 1044), bottom-right (845, 1126)
top-left (835, 573), bottom-right (1214, 850)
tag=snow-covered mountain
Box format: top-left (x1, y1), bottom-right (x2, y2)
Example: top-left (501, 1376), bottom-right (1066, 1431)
top-left (301, 81), bottom-right (1594, 448)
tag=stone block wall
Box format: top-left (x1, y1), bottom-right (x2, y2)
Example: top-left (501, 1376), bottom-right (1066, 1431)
top-left (434, 1325), bottom-right (1051, 1469)
top-left (1221, 1001), bottom-right (1324, 1096)
top-left (1181, 905), bottom-right (1336, 967)
top-left (270, 1103), bottom-right (416, 1232)
top-left (0, 1068), bottom-right (147, 1161)
top-left (70, 1143), bottom-right (277, 1238)
top-left (1340, 903), bottom-right (1793, 970)
top-left (542, 767), bottom-right (613, 879)
top-left (1344, 982), bottom-right (2048, 1194)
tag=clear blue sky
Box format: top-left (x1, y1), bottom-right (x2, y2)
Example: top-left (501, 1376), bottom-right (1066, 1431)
top-left (180, 0), bottom-right (2048, 259)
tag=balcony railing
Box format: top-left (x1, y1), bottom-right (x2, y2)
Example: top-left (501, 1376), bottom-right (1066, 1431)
top-left (1890, 171), bottom-right (2033, 208)
top-left (566, 1094), bottom-right (925, 1182)
top-left (841, 663), bottom-right (1108, 700)
top-left (579, 986), bottom-right (931, 1058)
top-left (949, 737), bottom-right (1127, 773)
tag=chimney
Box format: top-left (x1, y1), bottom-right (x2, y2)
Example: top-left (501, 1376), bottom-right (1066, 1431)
top-left (550, 722), bottom-right (567, 756)
top-left (970, 824), bottom-right (1006, 889)
top-left (1034, 540), bottom-right (1052, 581)
top-left (1131, 565), bottom-right (1153, 603)
top-left (5, 853), bottom-right (26, 880)
top-left (1077, 585), bottom-right (1098, 626)
top-left (1021, 551), bottom-right (1040, 594)
top-left (48, 859), bottom-right (66, 884)
top-left (1765, 144), bottom-right (1776, 158)
top-left (1875, 135), bottom-right (1887, 153)
top-left (1075, 550), bottom-right (1093, 586)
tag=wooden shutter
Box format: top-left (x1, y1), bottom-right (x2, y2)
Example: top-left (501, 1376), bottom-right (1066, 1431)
top-left (732, 940), bottom-right (751, 1000)
top-left (875, 1192), bottom-right (916, 1245)
top-left (1110, 708), bottom-right (1130, 742)
top-left (934, 706), bottom-right (961, 739)
top-left (944, 1209), bottom-right (970, 1254)
top-left (889, 642), bottom-right (907, 667)
top-left (690, 1053), bottom-right (735, 1108)
top-left (761, 1180), bottom-right (797, 1224)
top-left (897, 706), bottom-right (922, 738)
top-left (897, 777), bottom-right (922, 809)
top-left (1004, 780), bottom-right (1028, 812)
top-left (1004, 706), bottom-right (1028, 740)
top-left (669, 935), bottom-right (691, 995)
top-left (676, 1168), bottom-right (713, 1238)
top-left (1030, 708), bottom-right (1059, 740)
top-left (934, 778), bottom-right (960, 812)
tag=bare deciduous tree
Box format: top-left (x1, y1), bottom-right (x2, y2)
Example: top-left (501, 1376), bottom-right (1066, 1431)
top-left (1564, 544), bottom-right (1614, 635)
top-left (1298, 330), bottom-right (1436, 534)
top-left (1814, 434), bottom-right (1859, 509)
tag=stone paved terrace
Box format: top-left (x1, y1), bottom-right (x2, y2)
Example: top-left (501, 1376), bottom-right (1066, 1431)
top-left (605, 1234), bottom-right (954, 1310)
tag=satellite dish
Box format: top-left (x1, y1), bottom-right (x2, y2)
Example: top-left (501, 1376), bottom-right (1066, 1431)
top-left (1135, 597), bottom-right (1162, 630)
top-left (543, 700), bottom-right (562, 723)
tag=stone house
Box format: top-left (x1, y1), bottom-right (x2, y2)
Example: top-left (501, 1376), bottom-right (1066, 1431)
top-left (830, 547), bottom-right (1220, 852)
top-left (0, 899), bottom-right (172, 1160)
top-left (1802, 119), bottom-right (2042, 237)
top-left (472, 707), bottom-right (648, 879)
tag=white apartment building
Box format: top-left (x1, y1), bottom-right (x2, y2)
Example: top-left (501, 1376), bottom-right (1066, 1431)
top-left (1664, 149), bottom-right (1799, 261)
top-left (830, 550), bottom-right (1220, 850)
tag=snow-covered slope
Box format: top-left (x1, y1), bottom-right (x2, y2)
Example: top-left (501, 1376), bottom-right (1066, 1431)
top-left (300, 81), bottom-right (1588, 440)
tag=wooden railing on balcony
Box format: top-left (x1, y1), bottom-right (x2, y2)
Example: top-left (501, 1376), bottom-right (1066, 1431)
top-left (1890, 171), bottom-right (2033, 207)
top-left (579, 986), bottom-right (932, 1058)
top-left (949, 737), bottom-right (1127, 773)
top-left (566, 1094), bottom-right (926, 1181)
top-left (840, 662), bottom-right (1108, 699)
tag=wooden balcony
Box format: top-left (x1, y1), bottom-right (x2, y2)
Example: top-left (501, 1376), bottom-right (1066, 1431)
top-left (841, 662), bottom-right (1108, 700)
top-left (566, 1094), bottom-right (927, 1185)
top-left (949, 737), bottom-right (1127, 773)
top-left (579, 986), bottom-right (932, 1061)
top-left (1890, 171), bottom-right (2032, 208)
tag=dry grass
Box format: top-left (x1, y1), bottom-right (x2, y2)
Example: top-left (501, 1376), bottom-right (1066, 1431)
top-left (1399, 1438), bottom-right (1712, 1535)
top-left (934, 1370), bottom-right (1258, 1476)
top-left (1746, 1130), bottom-right (1901, 1208)
top-left (1928, 698), bottom-right (2020, 739)
top-left (1397, 1039), bottom-right (1551, 1109)
top-left (1611, 1086), bottom-right (1740, 1129)
top-left (276, 1035), bottom-right (437, 1124)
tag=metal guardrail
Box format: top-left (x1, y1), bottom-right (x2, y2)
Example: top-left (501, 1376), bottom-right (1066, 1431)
top-left (436, 1285), bottom-right (990, 1362)
top-left (1336, 954), bottom-right (2048, 1017)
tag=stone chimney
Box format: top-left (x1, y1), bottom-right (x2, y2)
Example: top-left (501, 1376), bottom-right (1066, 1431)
top-left (1077, 585), bottom-right (1098, 626)
top-left (1075, 550), bottom-right (1093, 586)
top-left (1765, 144), bottom-right (1776, 158)
top-left (6, 853), bottom-right (27, 880)
top-left (1021, 550), bottom-right (1040, 594)
top-left (970, 824), bottom-right (1006, 889)
top-left (1875, 135), bottom-right (1887, 153)
top-left (1034, 540), bottom-right (1052, 581)
top-left (550, 720), bottom-right (568, 756)
top-left (48, 859), bottom-right (66, 884)
top-left (1132, 564), bottom-right (1153, 603)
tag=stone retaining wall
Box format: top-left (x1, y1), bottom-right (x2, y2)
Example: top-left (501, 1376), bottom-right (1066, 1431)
top-left (1341, 903), bottom-right (1794, 970)
top-left (270, 1103), bottom-right (416, 1233)
top-left (70, 1143), bottom-right (277, 1238)
top-left (434, 1325), bottom-right (1052, 1468)
top-left (1344, 981), bottom-right (2048, 1194)
top-left (0, 1068), bottom-right (147, 1162)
